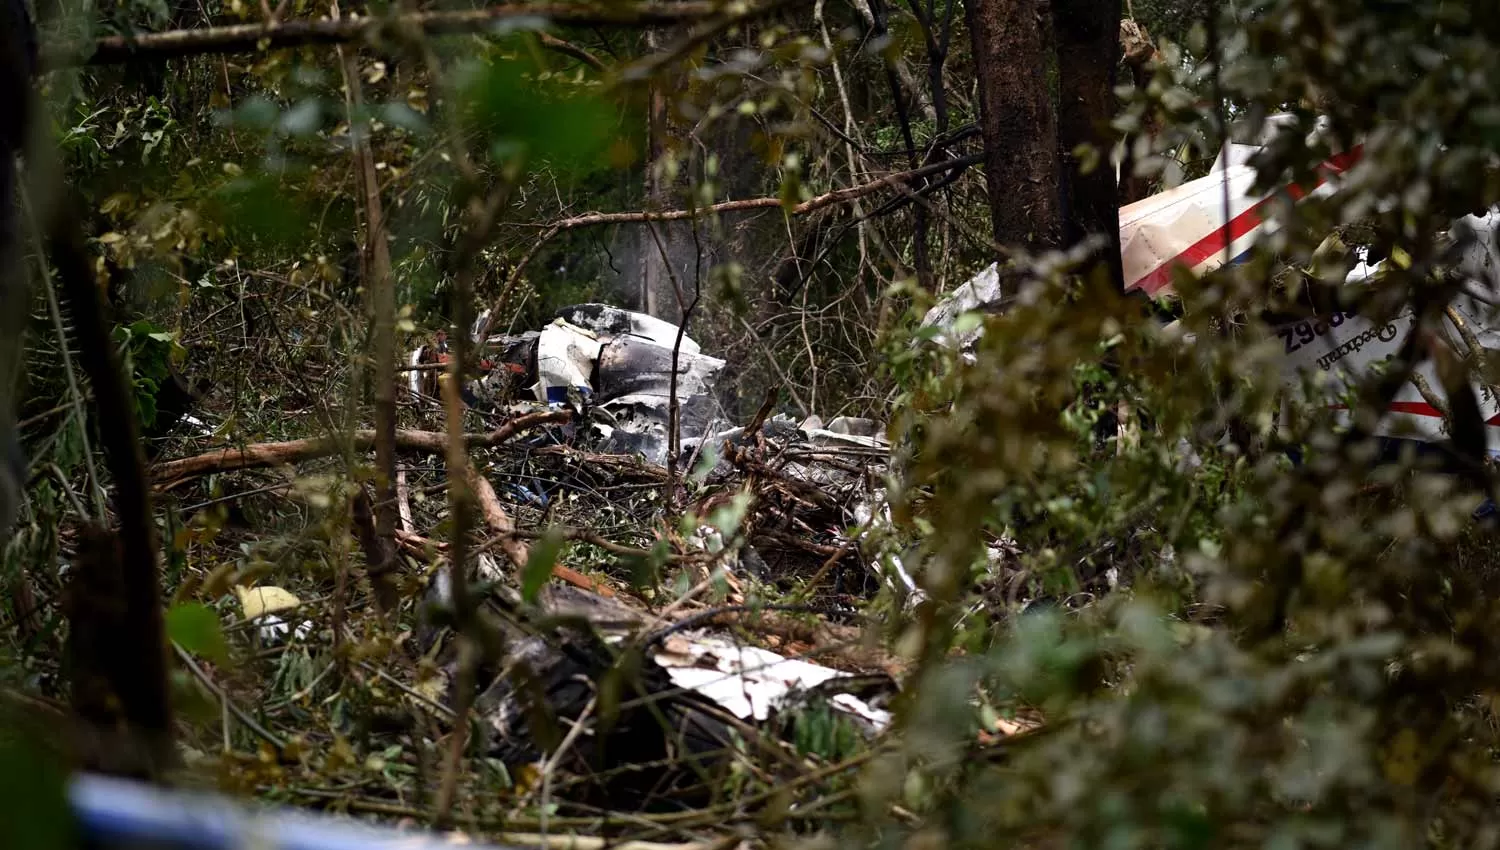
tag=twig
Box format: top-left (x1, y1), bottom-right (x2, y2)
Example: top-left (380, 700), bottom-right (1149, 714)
top-left (619, 0), bottom-right (797, 82)
top-left (150, 410), bottom-right (571, 482)
top-left (470, 472), bottom-right (625, 596)
top-left (20, 188), bottom-right (104, 520)
top-left (435, 374), bottom-right (478, 827)
top-left (172, 643), bottom-right (286, 751)
top-left (435, 171), bottom-right (517, 825)
top-left (47, 2), bottom-right (739, 67)
top-left (641, 602), bottom-right (827, 648)
top-left (335, 19), bottom-right (402, 570)
top-left (789, 544), bottom-right (858, 602)
top-left (537, 31), bottom-right (606, 72)
top-left (474, 155), bottom-right (983, 340)
top-left (1409, 371), bottom-right (1450, 421)
top-left (537, 694), bottom-right (598, 838)
top-left (356, 661), bottom-right (454, 718)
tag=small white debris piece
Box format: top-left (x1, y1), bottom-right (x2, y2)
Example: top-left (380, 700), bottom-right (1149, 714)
top-left (652, 634), bottom-right (890, 730)
top-left (829, 693), bottom-right (892, 728)
top-left (407, 346), bottom-right (427, 399)
top-left (255, 614), bottom-right (313, 643)
top-left (234, 585), bottom-right (310, 644)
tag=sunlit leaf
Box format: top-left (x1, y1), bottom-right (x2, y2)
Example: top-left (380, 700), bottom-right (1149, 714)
top-left (520, 528), bottom-right (566, 603)
top-left (166, 602), bottom-right (229, 664)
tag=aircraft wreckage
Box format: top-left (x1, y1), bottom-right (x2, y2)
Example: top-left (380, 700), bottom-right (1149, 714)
top-left (925, 114), bottom-right (1500, 461)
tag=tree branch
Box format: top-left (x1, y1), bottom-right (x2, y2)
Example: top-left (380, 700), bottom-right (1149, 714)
top-left (474, 154), bottom-right (982, 340)
top-left (45, 1), bottom-right (733, 68)
top-left (149, 410), bottom-right (570, 483)
top-left (335, 16), bottom-right (402, 581)
top-left (538, 31), bottom-right (606, 72)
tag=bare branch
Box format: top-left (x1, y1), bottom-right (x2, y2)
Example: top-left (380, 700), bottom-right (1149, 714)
top-left (538, 31), bottom-right (607, 72)
top-left (45, 1), bottom-right (735, 68)
top-left (149, 410), bottom-right (571, 483)
top-left (474, 153), bottom-right (982, 339)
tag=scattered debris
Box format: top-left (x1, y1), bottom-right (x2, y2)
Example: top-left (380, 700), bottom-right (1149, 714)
top-left (444, 304), bottom-right (727, 467)
top-left (652, 632), bottom-right (892, 731)
top-left (923, 113), bottom-right (1500, 460)
top-left (234, 585), bottom-right (311, 643)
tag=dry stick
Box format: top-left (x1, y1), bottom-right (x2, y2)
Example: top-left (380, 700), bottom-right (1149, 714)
top-left (350, 486), bottom-right (401, 612)
top-left (46, 1), bottom-right (737, 67)
top-left (538, 31), bottom-right (606, 72)
top-left (466, 465), bottom-right (531, 569)
top-left (435, 371), bottom-right (477, 827)
top-left (470, 472), bottom-right (625, 595)
top-left (662, 220), bottom-right (704, 512)
top-left (1409, 370), bottom-right (1451, 421)
top-left (474, 154), bottom-right (983, 341)
top-left (336, 29), bottom-right (402, 569)
top-left (1445, 305), bottom-right (1499, 407)
top-left (172, 644), bottom-right (285, 751)
top-left (20, 188), bottom-right (104, 520)
top-left (620, 0), bottom-right (797, 83)
top-left (537, 693), bottom-right (598, 840)
top-left (401, 523), bottom-right (697, 568)
top-left (434, 179), bottom-right (515, 826)
top-left (149, 409), bottom-right (570, 482)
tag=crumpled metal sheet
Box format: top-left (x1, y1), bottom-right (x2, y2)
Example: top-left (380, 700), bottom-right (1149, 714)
top-left (534, 317), bottom-right (604, 405)
top-left (652, 633), bottom-right (891, 731)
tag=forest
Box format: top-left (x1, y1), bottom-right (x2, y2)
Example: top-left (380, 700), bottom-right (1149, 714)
top-left (6, 0), bottom-right (1500, 847)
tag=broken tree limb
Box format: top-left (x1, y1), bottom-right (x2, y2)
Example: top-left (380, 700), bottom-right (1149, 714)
top-left (537, 31), bottom-right (606, 72)
top-left (350, 485), bottom-right (402, 614)
top-left (470, 471), bottom-right (621, 597)
top-left (335, 23), bottom-right (402, 561)
top-left (44, 2), bottom-right (732, 68)
top-left (468, 468), bottom-right (530, 571)
top-left (149, 409), bottom-right (571, 482)
top-left (474, 154), bottom-right (984, 339)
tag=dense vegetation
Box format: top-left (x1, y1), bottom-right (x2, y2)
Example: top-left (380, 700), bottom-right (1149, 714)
top-left (6, 0), bottom-right (1500, 848)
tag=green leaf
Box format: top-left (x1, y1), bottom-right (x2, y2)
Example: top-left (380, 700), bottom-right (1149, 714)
top-left (689, 443), bottom-right (720, 484)
top-left (0, 723), bottom-right (74, 850)
top-left (456, 54), bottom-right (620, 180)
top-left (166, 602), bottom-right (229, 664)
top-left (707, 490), bottom-right (754, 537)
top-left (520, 528), bottom-right (567, 603)
top-left (950, 311), bottom-right (985, 336)
top-left (209, 173), bottom-right (314, 250)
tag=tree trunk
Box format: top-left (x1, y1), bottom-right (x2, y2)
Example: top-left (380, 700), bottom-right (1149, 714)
top-left (1053, 0), bottom-right (1123, 288)
top-left (965, 0), bottom-right (1061, 253)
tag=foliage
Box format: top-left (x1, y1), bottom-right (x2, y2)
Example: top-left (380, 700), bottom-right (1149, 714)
top-left (8, 0), bottom-right (1500, 849)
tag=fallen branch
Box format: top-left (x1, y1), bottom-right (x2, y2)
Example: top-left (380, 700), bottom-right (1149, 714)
top-left (470, 470), bottom-right (621, 597)
top-left (350, 485), bottom-right (401, 614)
top-left (475, 154), bottom-right (984, 339)
top-left (529, 445), bottom-right (670, 480)
top-left (537, 31), bottom-right (606, 72)
top-left (399, 524), bottom-right (692, 567)
top-left (150, 410), bottom-right (570, 482)
top-left (45, 2), bottom-right (731, 67)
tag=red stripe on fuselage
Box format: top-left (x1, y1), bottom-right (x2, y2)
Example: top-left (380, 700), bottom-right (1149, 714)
top-left (1132, 146), bottom-right (1364, 296)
